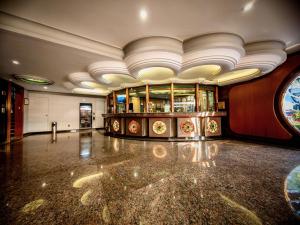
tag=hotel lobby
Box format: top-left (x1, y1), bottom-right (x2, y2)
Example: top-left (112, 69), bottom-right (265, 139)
top-left (0, 0), bottom-right (300, 224)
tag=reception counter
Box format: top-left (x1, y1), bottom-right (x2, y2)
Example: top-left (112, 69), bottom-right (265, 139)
top-left (103, 111), bottom-right (226, 139)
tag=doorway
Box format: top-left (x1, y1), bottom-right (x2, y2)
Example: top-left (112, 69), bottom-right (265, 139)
top-left (79, 103), bottom-right (92, 129)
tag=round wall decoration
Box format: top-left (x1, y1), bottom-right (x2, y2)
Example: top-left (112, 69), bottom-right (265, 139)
top-left (112, 120), bottom-right (120, 132)
top-left (180, 120), bottom-right (195, 134)
top-left (152, 121), bottom-right (167, 135)
top-left (281, 72), bottom-right (300, 134)
top-left (207, 120), bottom-right (218, 133)
top-left (128, 120), bottom-right (140, 134)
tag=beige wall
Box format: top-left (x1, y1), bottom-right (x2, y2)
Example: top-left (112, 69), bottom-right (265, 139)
top-left (24, 91), bottom-right (105, 133)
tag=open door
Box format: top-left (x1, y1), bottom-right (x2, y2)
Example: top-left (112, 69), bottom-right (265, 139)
top-left (79, 103), bottom-right (92, 129)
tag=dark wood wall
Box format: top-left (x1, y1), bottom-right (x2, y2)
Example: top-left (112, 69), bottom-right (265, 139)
top-left (0, 79), bottom-right (8, 143)
top-left (0, 79), bottom-right (24, 143)
top-left (219, 52), bottom-right (300, 142)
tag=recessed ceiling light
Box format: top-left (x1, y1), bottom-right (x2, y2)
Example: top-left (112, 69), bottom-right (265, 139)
top-left (43, 86), bottom-right (48, 90)
top-left (13, 74), bottom-right (54, 85)
top-left (12, 60), bottom-right (20, 65)
top-left (242, 1), bottom-right (255, 12)
top-left (139, 8), bottom-right (148, 21)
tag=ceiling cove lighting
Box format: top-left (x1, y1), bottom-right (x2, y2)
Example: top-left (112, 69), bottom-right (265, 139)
top-left (139, 8), bottom-right (148, 21)
top-left (13, 74), bottom-right (54, 85)
top-left (81, 81), bottom-right (106, 89)
top-left (138, 67), bottom-right (175, 80)
top-left (12, 60), bottom-right (20, 65)
top-left (217, 68), bottom-right (260, 83)
top-left (242, 1), bottom-right (255, 12)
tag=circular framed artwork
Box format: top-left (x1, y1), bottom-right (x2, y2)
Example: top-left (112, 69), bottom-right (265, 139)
top-left (207, 120), bottom-right (218, 133)
top-left (180, 120), bottom-right (195, 134)
top-left (112, 120), bottom-right (120, 132)
top-left (128, 120), bottom-right (140, 134)
top-left (280, 71), bottom-right (300, 135)
top-left (152, 121), bottom-right (167, 135)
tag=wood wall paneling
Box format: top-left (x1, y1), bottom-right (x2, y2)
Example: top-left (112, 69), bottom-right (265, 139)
top-left (227, 53), bottom-right (300, 140)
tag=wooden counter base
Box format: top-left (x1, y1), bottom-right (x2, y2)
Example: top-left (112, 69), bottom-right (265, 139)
top-left (103, 112), bottom-right (226, 139)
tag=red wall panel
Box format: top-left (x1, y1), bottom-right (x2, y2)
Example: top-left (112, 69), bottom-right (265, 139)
top-left (229, 53), bottom-right (300, 140)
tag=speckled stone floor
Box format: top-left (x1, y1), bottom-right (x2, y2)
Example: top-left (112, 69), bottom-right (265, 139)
top-left (0, 130), bottom-right (300, 225)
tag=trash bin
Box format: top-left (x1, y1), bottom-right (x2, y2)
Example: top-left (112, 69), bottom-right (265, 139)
top-left (51, 121), bottom-right (57, 136)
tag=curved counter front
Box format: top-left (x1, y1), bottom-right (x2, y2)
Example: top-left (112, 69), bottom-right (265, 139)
top-left (103, 112), bottom-right (226, 139)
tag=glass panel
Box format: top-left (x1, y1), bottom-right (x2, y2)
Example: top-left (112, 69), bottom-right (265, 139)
top-left (282, 74), bottom-right (300, 133)
top-left (116, 90), bottom-right (126, 113)
top-left (173, 84), bottom-right (196, 112)
top-left (107, 93), bottom-right (114, 113)
top-left (208, 91), bottom-right (215, 111)
top-left (199, 90), bottom-right (207, 111)
top-left (129, 86), bottom-right (146, 113)
top-left (149, 84), bottom-right (171, 113)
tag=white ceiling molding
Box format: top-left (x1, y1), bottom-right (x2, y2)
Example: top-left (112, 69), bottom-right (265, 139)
top-left (68, 72), bottom-right (96, 89)
top-left (88, 60), bottom-right (132, 84)
top-left (124, 37), bottom-right (183, 77)
top-left (235, 41), bottom-right (287, 75)
top-left (0, 12), bottom-right (123, 60)
top-left (63, 81), bottom-right (76, 90)
top-left (182, 33), bottom-right (245, 77)
top-left (215, 68), bottom-right (261, 86)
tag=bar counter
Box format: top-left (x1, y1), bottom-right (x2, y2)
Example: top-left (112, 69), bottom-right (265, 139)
top-left (103, 111), bottom-right (226, 139)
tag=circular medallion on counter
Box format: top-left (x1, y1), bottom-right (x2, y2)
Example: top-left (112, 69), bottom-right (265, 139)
top-left (128, 120), bottom-right (140, 134)
top-left (152, 121), bottom-right (167, 135)
top-left (180, 120), bottom-right (195, 134)
top-left (112, 120), bottom-right (120, 132)
top-left (207, 120), bottom-right (218, 133)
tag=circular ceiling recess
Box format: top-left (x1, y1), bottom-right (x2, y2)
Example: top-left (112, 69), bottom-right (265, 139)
top-left (236, 41), bottom-right (287, 75)
top-left (182, 33), bottom-right (245, 72)
top-left (80, 81), bottom-right (106, 89)
top-left (137, 67), bottom-right (175, 81)
top-left (215, 68), bottom-right (260, 86)
top-left (102, 74), bottom-right (137, 87)
top-left (13, 74), bottom-right (54, 85)
top-left (88, 61), bottom-right (131, 84)
top-left (178, 65), bottom-right (221, 79)
top-left (124, 37), bottom-right (183, 77)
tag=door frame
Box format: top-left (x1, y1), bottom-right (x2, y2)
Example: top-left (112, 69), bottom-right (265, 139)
top-left (79, 103), bottom-right (92, 129)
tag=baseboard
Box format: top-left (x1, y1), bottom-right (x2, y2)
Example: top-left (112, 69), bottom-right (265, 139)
top-left (24, 127), bottom-right (104, 136)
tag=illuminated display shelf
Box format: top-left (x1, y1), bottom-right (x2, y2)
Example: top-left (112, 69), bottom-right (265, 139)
top-left (103, 83), bottom-right (225, 139)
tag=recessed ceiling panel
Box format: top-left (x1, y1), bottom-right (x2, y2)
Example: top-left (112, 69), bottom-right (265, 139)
top-left (137, 67), bottom-right (175, 81)
top-left (179, 65), bottom-right (221, 79)
top-left (215, 68), bottom-right (260, 86)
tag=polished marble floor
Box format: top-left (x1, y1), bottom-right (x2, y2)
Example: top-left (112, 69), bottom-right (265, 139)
top-left (0, 130), bottom-right (300, 225)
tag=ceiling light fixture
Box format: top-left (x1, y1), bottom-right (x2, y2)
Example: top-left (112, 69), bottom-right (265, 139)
top-left (242, 1), bottom-right (255, 12)
top-left (12, 60), bottom-right (20, 65)
top-left (139, 8), bottom-right (148, 21)
top-left (13, 74), bottom-right (54, 85)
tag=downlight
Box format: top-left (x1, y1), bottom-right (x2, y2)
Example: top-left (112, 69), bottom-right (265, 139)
top-left (13, 74), bottom-right (54, 85)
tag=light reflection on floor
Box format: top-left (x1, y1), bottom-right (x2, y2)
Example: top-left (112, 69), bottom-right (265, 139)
top-left (0, 130), bottom-right (300, 225)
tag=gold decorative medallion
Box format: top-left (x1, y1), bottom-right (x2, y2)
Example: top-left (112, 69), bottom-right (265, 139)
top-left (180, 120), bottom-right (195, 134)
top-left (112, 120), bottom-right (120, 132)
top-left (207, 120), bottom-right (218, 133)
top-left (128, 120), bottom-right (140, 134)
top-left (152, 121), bottom-right (167, 135)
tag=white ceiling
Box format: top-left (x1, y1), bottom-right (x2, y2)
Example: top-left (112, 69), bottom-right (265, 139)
top-left (0, 0), bottom-right (299, 94)
top-left (1, 0), bottom-right (299, 48)
top-left (0, 30), bottom-right (112, 92)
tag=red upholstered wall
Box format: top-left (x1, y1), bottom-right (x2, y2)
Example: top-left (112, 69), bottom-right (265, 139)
top-left (228, 53), bottom-right (300, 140)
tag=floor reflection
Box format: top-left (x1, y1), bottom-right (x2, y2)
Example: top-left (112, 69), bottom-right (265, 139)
top-left (0, 130), bottom-right (299, 225)
top-left (285, 165), bottom-right (300, 218)
top-left (79, 131), bottom-right (92, 158)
